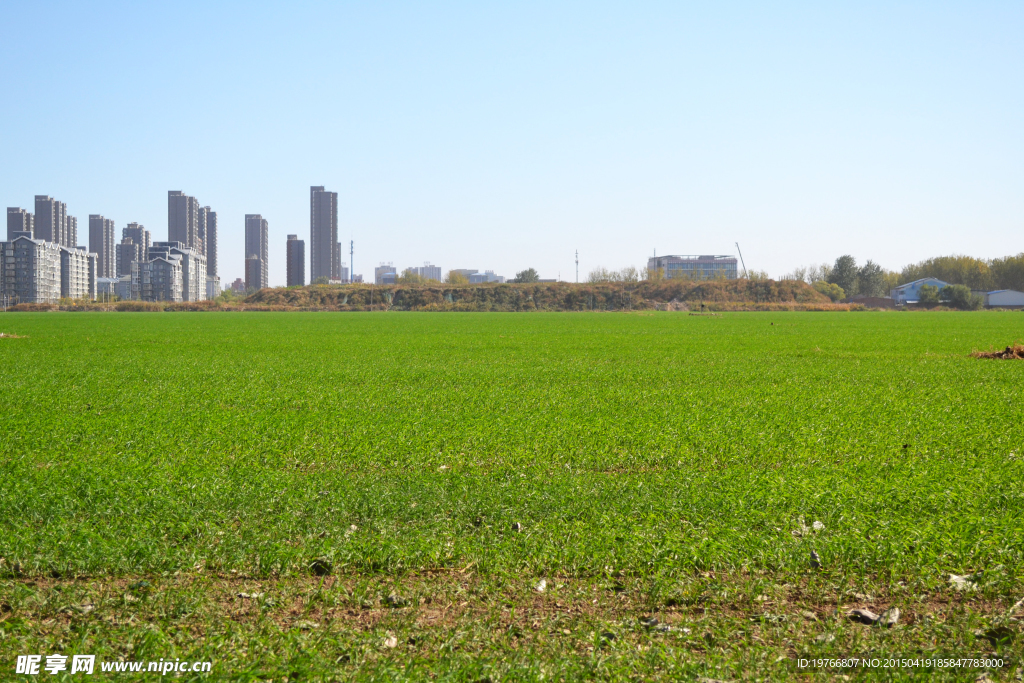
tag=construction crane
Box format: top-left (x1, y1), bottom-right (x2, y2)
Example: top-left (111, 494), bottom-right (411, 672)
top-left (735, 242), bottom-right (749, 279)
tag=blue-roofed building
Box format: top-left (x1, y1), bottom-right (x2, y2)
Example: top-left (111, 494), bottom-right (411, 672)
top-left (890, 277), bottom-right (949, 305)
top-left (982, 290), bottom-right (1024, 308)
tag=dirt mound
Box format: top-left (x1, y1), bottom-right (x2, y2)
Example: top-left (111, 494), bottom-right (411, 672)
top-left (971, 343), bottom-right (1024, 359)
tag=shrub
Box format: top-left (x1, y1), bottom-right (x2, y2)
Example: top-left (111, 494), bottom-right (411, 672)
top-left (939, 284), bottom-right (983, 310)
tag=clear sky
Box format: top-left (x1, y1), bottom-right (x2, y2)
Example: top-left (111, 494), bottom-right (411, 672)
top-left (2, 2), bottom-right (1021, 286)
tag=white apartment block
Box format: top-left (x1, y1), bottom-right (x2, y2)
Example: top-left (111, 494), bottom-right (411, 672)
top-left (0, 236), bottom-right (63, 303)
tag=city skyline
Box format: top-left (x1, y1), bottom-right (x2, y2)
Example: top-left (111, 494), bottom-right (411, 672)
top-left (1, 3), bottom-right (1021, 287)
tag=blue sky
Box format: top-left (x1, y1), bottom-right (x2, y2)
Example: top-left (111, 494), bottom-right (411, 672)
top-left (2, 2), bottom-right (1021, 285)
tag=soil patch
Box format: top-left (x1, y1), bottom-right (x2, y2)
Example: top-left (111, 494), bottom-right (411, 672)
top-left (972, 343), bottom-right (1024, 359)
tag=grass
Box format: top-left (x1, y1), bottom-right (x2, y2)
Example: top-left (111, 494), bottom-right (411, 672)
top-left (0, 311), bottom-right (1022, 681)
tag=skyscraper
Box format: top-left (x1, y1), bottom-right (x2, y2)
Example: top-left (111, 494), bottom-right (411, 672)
top-left (244, 214), bottom-right (269, 290)
top-left (168, 191), bottom-right (202, 252)
top-left (310, 186), bottom-right (338, 283)
top-left (117, 223), bottom-right (151, 277)
top-left (286, 234), bottom-right (305, 287)
top-left (199, 206), bottom-right (217, 277)
top-left (66, 215), bottom-right (78, 249)
top-left (7, 207), bottom-right (34, 240)
top-left (34, 195), bottom-right (67, 246)
top-left (89, 215), bottom-right (116, 278)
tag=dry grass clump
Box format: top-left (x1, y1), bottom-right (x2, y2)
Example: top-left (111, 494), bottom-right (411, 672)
top-left (0, 332), bottom-right (26, 338)
top-left (971, 343), bottom-right (1024, 359)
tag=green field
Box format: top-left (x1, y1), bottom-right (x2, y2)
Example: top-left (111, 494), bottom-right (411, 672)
top-left (1, 312), bottom-right (1023, 681)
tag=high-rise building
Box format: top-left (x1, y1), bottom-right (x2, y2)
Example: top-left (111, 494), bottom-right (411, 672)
top-left (310, 186), bottom-right (338, 282)
top-left (199, 207), bottom-right (217, 277)
top-left (66, 215), bottom-right (78, 249)
top-left (245, 256), bottom-right (262, 293)
top-left (123, 223), bottom-right (151, 253)
top-left (7, 208), bottom-right (34, 240)
top-left (286, 234), bottom-right (305, 287)
top-left (0, 236), bottom-right (62, 303)
top-left (168, 191), bottom-right (202, 253)
top-left (412, 263), bottom-right (442, 281)
top-left (34, 195), bottom-right (67, 246)
top-left (244, 214), bottom-right (269, 290)
top-left (89, 215), bottom-right (116, 278)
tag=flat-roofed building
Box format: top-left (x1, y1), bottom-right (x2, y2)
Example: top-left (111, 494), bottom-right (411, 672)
top-left (7, 208), bottom-right (34, 240)
top-left (168, 191), bottom-right (202, 253)
top-left (286, 234), bottom-right (305, 287)
top-left (310, 186), bottom-right (338, 282)
top-left (206, 276), bottom-right (221, 299)
top-left (375, 263), bottom-right (396, 284)
top-left (646, 254), bottom-right (738, 280)
top-left (469, 270), bottom-right (504, 283)
top-left (89, 215), bottom-right (116, 278)
top-left (245, 214), bottom-right (269, 289)
top-left (199, 207), bottom-right (217, 277)
top-left (34, 195), bottom-right (68, 246)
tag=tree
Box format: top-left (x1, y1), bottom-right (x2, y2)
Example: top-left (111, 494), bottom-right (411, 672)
top-left (990, 253), bottom-right (1024, 291)
top-left (642, 266), bottom-right (665, 282)
top-left (856, 260), bottom-right (887, 297)
top-left (917, 284), bottom-right (940, 306)
top-left (939, 284), bottom-right (983, 310)
top-left (813, 280), bottom-right (845, 302)
top-left (900, 255), bottom-right (994, 290)
top-left (444, 271), bottom-right (469, 285)
top-left (311, 276), bottom-right (329, 285)
top-left (827, 255), bottom-right (859, 296)
top-left (398, 269), bottom-right (426, 284)
top-left (512, 268), bottom-right (540, 283)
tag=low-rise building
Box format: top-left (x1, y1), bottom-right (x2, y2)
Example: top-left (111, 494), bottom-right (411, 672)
top-left (96, 277), bottom-right (119, 299)
top-left (647, 254), bottom-right (738, 280)
top-left (890, 278), bottom-right (949, 305)
top-left (469, 270), bottom-right (505, 283)
top-left (983, 289), bottom-right (1024, 308)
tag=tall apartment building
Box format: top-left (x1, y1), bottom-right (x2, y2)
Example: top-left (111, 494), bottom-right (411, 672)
top-left (168, 191), bottom-right (203, 253)
top-left (34, 195), bottom-right (67, 246)
top-left (116, 238), bottom-right (143, 277)
top-left (310, 186), bottom-right (338, 282)
top-left (60, 246), bottom-right (94, 300)
top-left (7, 207), bottom-right (34, 240)
top-left (123, 223), bottom-right (151, 253)
top-left (245, 256), bottom-right (262, 293)
top-left (0, 236), bottom-right (62, 303)
top-left (286, 234), bottom-right (305, 287)
top-left (199, 207), bottom-right (217, 277)
top-left (244, 214), bottom-right (269, 290)
top-left (66, 215), bottom-right (78, 249)
top-left (89, 215), bottom-right (116, 278)
top-left (150, 241), bottom-right (207, 301)
top-left (135, 248), bottom-right (183, 302)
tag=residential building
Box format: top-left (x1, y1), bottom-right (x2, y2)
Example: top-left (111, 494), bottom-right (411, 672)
top-left (0, 236), bottom-right (62, 303)
top-left (230, 277), bottom-right (245, 294)
top-left (34, 195), bottom-right (68, 246)
top-left (168, 191), bottom-right (203, 253)
top-left (646, 255), bottom-right (738, 280)
top-left (245, 214), bottom-right (269, 289)
top-left (890, 278), bottom-right (949, 305)
top-left (116, 237), bottom-right (144, 277)
top-left (7, 207), bottom-right (33, 240)
top-left (375, 263), bottom-right (397, 284)
top-left (59, 246), bottom-right (94, 300)
top-left (410, 263), bottom-right (442, 281)
top-left (123, 223), bottom-right (151, 254)
top-left (469, 270), bottom-right (505, 283)
top-left (115, 275), bottom-right (134, 301)
top-left (450, 269), bottom-right (477, 280)
top-left (89, 215), bottom-right (116, 278)
top-left (338, 263), bottom-right (349, 283)
top-left (137, 255), bottom-right (182, 302)
top-left (245, 256), bottom-right (263, 292)
top-left (206, 276), bottom-right (222, 299)
top-left (66, 215), bottom-right (78, 249)
top-left (198, 206), bottom-right (218, 277)
top-left (150, 241), bottom-right (207, 301)
top-left (982, 290), bottom-right (1024, 308)
top-left (286, 234), bottom-right (305, 287)
top-left (310, 186), bottom-right (338, 282)
top-left (96, 277), bottom-right (119, 299)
